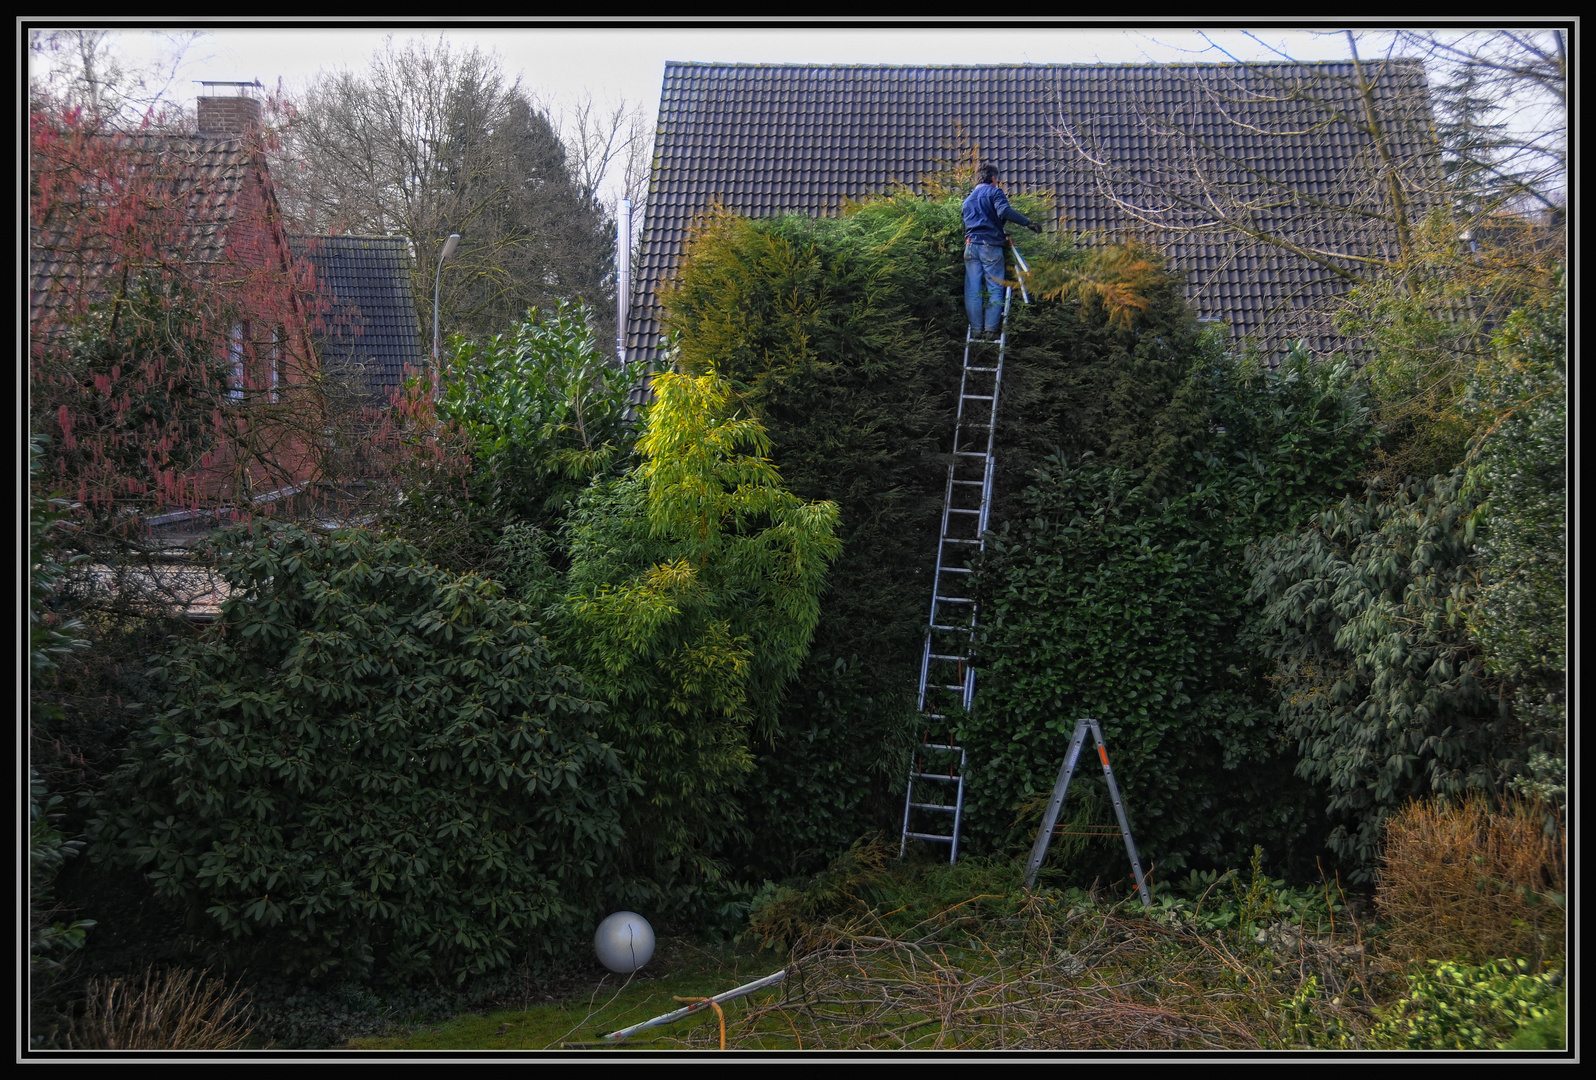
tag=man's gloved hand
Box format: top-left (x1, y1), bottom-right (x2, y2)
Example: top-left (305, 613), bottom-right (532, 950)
top-left (1026, 222), bottom-right (1043, 233)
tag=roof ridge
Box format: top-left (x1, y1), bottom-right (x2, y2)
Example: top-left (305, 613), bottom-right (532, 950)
top-left (662, 59), bottom-right (1419, 70)
top-left (289, 233), bottom-right (412, 242)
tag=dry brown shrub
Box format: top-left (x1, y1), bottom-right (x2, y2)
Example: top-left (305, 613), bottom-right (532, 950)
top-left (67, 967), bottom-right (256, 1050)
top-left (1376, 796), bottom-right (1565, 970)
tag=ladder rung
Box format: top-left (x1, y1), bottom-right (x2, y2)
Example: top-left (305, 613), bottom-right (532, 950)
top-left (921, 742), bottom-right (961, 751)
top-left (950, 479), bottom-right (984, 486)
top-left (940, 538), bottom-right (981, 545)
top-left (939, 566), bottom-right (972, 574)
top-left (936, 683), bottom-right (967, 691)
top-left (963, 394), bottom-right (994, 402)
top-left (927, 653), bottom-right (969, 661)
top-left (905, 832), bottom-right (955, 843)
top-left (966, 365), bottom-right (999, 373)
top-left (954, 451), bottom-right (988, 457)
top-left (934, 596), bottom-right (974, 604)
top-left (910, 803), bottom-right (957, 812)
top-left (946, 507), bottom-right (980, 515)
top-left (912, 772), bottom-right (960, 781)
top-left (929, 623), bottom-right (973, 632)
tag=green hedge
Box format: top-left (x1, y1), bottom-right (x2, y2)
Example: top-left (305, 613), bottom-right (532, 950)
top-left (662, 194), bottom-right (1215, 878)
top-left (965, 352), bottom-right (1375, 878)
top-left (90, 524), bottom-right (632, 984)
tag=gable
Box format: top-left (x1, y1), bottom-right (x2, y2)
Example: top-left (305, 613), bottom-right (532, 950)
top-left (290, 235), bottom-right (426, 402)
top-left (628, 61), bottom-right (1437, 364)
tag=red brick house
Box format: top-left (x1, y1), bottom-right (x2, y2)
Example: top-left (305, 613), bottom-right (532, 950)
top-left (29, 88), bottom-right (325, 536)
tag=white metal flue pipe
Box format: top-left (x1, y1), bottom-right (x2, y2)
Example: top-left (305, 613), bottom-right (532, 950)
top-left (616, 199), bottom-right (632, 365)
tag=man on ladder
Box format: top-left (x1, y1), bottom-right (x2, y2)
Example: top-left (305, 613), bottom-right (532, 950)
top-left (900, 168), bottom-right (1038, 864)
top-left (963, 164), bottom-right (1042, 340)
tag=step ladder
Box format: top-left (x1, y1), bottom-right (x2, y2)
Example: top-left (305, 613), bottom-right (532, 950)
top-left (1023, 718), bottom-right (1151, 905)
top-left (899, 245), bottom-right (1028, 862)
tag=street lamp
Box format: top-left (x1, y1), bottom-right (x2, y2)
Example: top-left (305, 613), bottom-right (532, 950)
top-left (432, 232), bottom-right (461, 397)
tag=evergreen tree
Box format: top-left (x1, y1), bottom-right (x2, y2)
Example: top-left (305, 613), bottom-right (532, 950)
top-left (278, 37), bottom-right (614, 345)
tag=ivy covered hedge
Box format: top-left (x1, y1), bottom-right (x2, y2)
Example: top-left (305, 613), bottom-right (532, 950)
top-left (965, 352), bottom-right (1376, 877)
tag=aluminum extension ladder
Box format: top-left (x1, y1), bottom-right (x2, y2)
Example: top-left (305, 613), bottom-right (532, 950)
top-left (899, 244), bottom-right (1029, 862)
top-left (1023, 717), bottom-right (1151, 905)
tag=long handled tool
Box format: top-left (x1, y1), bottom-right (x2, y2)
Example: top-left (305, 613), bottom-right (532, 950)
top-left (1008, 239), bottom-right (1031, 304)
top-left (600, 968), bottom-right (788, 1043)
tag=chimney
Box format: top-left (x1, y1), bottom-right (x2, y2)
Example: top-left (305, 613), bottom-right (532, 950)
top-left (196, 81), bottom-right (264, 136)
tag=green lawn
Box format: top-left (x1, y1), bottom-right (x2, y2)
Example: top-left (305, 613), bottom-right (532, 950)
top-left (348, 939), bottom-right (788, 1051)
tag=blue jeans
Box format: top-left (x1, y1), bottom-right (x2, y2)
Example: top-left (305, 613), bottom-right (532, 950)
top-left (964, 241), bottom-right (1006, 332)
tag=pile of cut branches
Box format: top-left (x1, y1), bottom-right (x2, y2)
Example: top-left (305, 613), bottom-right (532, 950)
top-left (659, 889), bottom-right (1378, 1050)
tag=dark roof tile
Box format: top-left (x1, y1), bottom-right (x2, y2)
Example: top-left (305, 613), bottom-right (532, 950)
top-left (626, 61), bottom-right (1436, 364)
top-left (289, 235), bottom-right (425, 401)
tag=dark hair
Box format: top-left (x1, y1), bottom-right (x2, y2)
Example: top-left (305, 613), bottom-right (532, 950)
top-left (978, 164), bottom-right (999, 185)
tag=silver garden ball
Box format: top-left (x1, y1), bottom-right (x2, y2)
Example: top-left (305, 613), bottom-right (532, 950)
top-left (594, 911), bottom-right (655, 974)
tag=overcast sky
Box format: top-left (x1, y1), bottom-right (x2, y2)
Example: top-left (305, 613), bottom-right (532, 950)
top-left (25, 21), bottom-right (1567, 206)
top-left (31, 24), bottom-right (1379, 106)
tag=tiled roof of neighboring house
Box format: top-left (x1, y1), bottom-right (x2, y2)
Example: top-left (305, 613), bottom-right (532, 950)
top-left (289, 235), bottom-right (425, 402)
top-left (628, 61), bottom-right (1437, 365)
top-left (30, 134), bottom-right (260, 329)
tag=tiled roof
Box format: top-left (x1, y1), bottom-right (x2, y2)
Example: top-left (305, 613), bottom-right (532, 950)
top-left (289, 235), bottom-right (425, 401)
top-left (628, 62), bottom-right (1437, 363)
top-left (30, 134), bottom-right (257, 328)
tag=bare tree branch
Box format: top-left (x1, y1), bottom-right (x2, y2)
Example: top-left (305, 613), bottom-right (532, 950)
top-left (273, 36), bottom-right (615, 345)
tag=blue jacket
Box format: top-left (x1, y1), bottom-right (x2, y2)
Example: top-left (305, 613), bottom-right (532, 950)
top-left (962, 183), bottom-right (1032, 244)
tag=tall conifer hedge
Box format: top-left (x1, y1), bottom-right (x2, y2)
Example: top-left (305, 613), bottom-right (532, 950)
top-left (662, 194), bottom-right (1220, 878)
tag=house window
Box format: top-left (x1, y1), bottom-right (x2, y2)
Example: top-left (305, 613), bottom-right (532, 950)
top-left (229, 323), bottom-right (246, 401)
top-left (269, 325), bottom-right (281, 403)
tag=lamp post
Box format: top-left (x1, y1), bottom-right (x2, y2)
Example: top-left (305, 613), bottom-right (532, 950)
top-left (432, 232), bottom-right (461, 397)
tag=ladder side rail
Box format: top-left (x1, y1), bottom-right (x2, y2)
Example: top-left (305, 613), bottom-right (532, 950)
top-left (924, 466), bottom-right (963, 665)
top-left (921, 463), bottom-right (967, 708)
top-left (956, 329), bottom-right (981, 408)
top-left (1023, 718), bottom-right (1091, 888)
top-left (916, 633), bottom-right (933, 711)
top-left (1087, 720), bottom-right (1153, 907)
top-left (977, 452), bottom-right (996, 542)
top-left (976, 291), bottom-right (1010, 530)
top-left (899, 768), bottom-right (918, 857)
top-left (948, 746), bottom-right (968, 863)
top-left (954, 333), bottom-right (977, 425)
top-left (986, 349), bottom-right (1005, 453)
